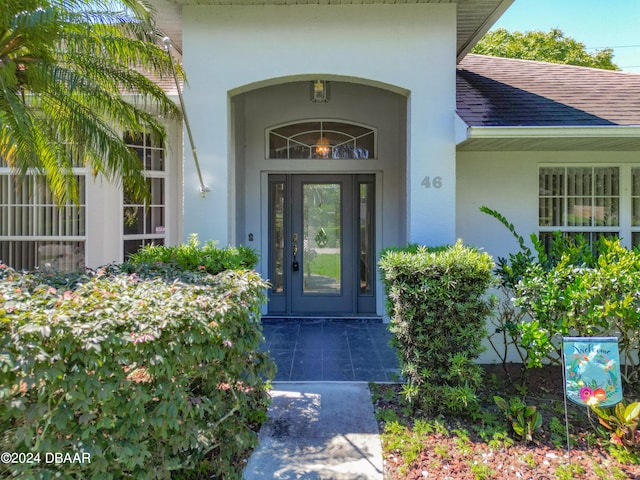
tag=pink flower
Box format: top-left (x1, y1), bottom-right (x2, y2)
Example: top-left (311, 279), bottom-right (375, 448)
top-left (131, 333), bottom-right (155, 344)
top-left (579, 387), bottom-right (594, 403)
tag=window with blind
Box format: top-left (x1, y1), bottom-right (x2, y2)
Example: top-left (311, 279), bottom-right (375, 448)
top-left (123, 131), bottom-right (166, 258)
top-left (0, 173), bottom-right (86, 271)
top-left (539, 166), bottom-right (621, 249)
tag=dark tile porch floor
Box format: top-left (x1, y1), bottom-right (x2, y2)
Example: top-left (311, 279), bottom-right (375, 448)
top-left (259, 318), bottom-right (401, 382)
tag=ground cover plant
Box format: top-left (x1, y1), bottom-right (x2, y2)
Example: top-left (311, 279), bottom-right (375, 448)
top-left (373, 365), bottom-right (640, 479)
top-left (0, 241), bottom-right (274, 479)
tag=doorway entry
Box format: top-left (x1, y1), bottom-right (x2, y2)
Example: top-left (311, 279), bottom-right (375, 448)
top-left (268, 174), bottom-right (375, 315)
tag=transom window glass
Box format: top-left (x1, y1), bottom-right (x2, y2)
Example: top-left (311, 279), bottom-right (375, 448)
top-left (539, 166), bottom-right (620, 248)
top-left (268, 121), bottom-right (375, 159)
top-left (123, 131), bottom-right (166, 258)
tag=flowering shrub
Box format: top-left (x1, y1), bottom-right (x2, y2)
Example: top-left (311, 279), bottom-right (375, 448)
top-left (379, 241), bottom-right (495, 416)
top-left (0, 265), bottom-right (274, 479)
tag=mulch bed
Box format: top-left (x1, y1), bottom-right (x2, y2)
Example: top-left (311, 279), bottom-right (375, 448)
top-left (374, 364), bottom-right (640, 480)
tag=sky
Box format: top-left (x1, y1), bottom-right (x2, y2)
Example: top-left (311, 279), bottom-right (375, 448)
top-left (492, 0), bottom-right (640, 72)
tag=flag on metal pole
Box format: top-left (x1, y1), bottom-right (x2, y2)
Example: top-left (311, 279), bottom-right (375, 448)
top-left (563, 337), bottom-right (623, 408)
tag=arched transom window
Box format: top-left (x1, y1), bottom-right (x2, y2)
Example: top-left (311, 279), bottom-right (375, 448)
top-left (268, 121), bottom-right (376, 159)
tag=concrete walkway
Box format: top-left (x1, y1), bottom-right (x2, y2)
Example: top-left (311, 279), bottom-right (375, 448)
top-left (243, 383), bottom-right (383, 480)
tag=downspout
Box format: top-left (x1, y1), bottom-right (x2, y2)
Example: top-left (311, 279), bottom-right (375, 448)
top-left (163, 37), bottom-right (210, 198)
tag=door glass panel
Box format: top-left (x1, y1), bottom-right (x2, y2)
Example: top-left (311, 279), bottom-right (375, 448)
top-left (303, 183), bottom-right (341, 294)
top-left (359, 183), bottom-right (373, 295)
top-left (271, 182), bottom-right (285, 294)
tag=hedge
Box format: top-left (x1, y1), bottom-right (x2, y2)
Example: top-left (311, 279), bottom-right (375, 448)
top-left (0, 261), bottom-right (275, 479)
top-left (379, 241), bottom-right (495, 416)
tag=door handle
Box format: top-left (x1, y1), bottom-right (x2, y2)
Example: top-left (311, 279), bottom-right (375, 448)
top-left (292, 238), bottom-right (299, 271)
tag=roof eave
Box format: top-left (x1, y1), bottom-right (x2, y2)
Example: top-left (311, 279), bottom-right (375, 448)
top-left (456, 0), bottom-right (515, 62)
top-left (464, 125), bottom-right (640, 140)
top-left (456, 125), bottom-right (640, 151)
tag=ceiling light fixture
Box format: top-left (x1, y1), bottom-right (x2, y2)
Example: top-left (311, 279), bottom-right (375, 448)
top-left (311, 80), bottom-right (329, 103)
top-left (315, 135), bottom-right (331, 158)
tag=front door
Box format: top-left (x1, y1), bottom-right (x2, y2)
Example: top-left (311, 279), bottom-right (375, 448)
top-left (268, 174), bottom-right (375, 315)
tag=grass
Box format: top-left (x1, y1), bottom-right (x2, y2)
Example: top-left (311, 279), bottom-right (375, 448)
top-left (307, 253), bottom-right (340, 280)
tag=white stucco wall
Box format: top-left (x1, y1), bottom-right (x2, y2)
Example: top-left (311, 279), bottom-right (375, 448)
top-left (457, 151), bottom-right (538, 261)
top-left (180, 3), bottom-right (457, 247)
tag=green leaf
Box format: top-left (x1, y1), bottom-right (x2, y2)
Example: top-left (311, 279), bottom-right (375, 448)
top-left (624, 402), bottom-right (640, 423)
top-left (530, 412), bottom-right (542, 431)
top-left (494, 395), bottom-right (508, 411)
top-left (512, 423), bottom-right (524, 437)
top-left (1, 259), bottom-right (273, 478)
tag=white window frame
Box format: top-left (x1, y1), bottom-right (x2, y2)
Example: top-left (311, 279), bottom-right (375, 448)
top-left (122, 131), bottom-right (168, 258)
top-left (539, 164), bottom-right (640, 249)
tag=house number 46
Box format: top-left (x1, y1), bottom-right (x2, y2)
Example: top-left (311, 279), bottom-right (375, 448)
top-left (421, 176), bottom-right (442, 188)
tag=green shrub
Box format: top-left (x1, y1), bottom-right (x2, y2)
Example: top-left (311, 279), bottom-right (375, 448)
top-left (515, 239), bottom-right (640, 387)
top-left (482, 206), bottom-right (640, 390)
top-left (123, 234), bottom-right (258, 276)
top-left (378, 241), bottom-right (495, 416)
top-left (480, 207), bottom-right (604, 370)
top-left (0, 265), bottom-right (275, 479)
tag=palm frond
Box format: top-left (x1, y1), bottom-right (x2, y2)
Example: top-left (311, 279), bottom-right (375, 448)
top-left (0, 0), bottom-right (183, 205)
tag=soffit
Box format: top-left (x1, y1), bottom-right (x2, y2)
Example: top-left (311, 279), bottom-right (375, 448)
top-left (151, 0), bottom-right (512, 59)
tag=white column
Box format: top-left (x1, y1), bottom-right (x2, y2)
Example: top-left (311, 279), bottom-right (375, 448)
top-left (406, 83), bottom-right (457, 246)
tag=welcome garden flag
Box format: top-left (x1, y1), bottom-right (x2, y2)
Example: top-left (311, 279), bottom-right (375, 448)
top-left (563, 337), bottom-right (623, 408)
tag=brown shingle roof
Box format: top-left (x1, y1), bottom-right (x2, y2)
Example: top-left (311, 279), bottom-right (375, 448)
top-left (457, 54), bottom-right (640, 127)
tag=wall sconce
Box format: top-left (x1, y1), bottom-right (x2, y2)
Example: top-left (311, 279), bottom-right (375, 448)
top-left (311, 80), bottom-right (329, 103)
top-left (315, 135), bottom-right (331, 158)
